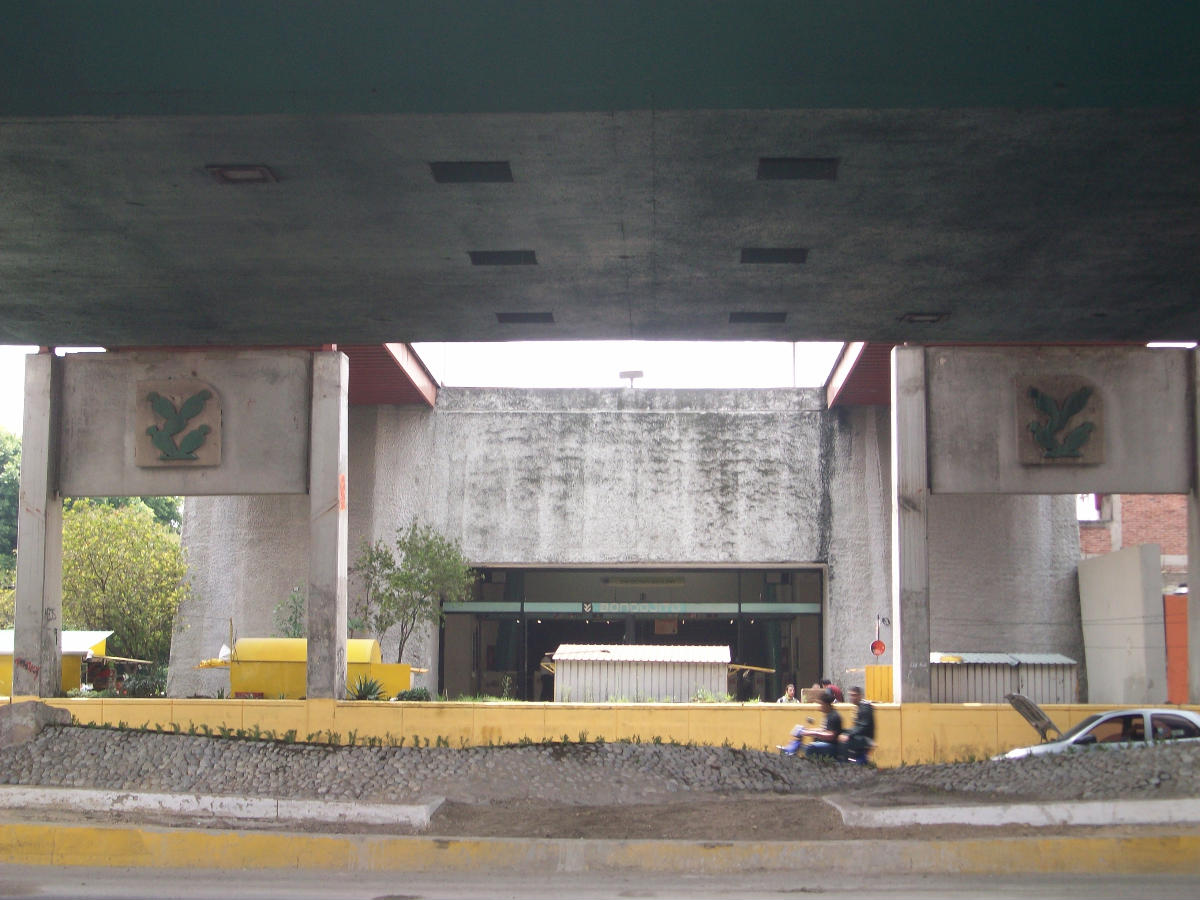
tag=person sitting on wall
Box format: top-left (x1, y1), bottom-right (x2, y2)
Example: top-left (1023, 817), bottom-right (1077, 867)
top-left (837, 685), bottom-right (875, 763)
top-left (776, 683), bottom-right (799, 703)
top-left (812, 678), bottom-right (843, 703)
top-left (778, 690), bottom-right (843, 758)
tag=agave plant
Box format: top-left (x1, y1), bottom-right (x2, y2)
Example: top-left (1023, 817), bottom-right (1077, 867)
top-left (347, 674), bottom-right (386, 701)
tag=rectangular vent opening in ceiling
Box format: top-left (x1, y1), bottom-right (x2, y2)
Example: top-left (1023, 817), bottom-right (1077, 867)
top-left (729, 312), bottom-right (787, 324)
top-left (756, 158), bottom-right (839, 180)
top-left (470, 250), bottom-right (538, 266)
top-left (430, 161), bottom-right (514, 183)
top-left (496, 312), bottom-right (555, 324)
top-left (740, 248), bottom-right (808, 264)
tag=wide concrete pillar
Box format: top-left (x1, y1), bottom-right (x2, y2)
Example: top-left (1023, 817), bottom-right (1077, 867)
top-left (13, 352), bottom-right (63, 697)
top-left (890, 346), bottom-right (931, 703)
top-left (306, 351), bottom-right (349, 700)
top-left (1189, 349), bottom-right (1200, 703)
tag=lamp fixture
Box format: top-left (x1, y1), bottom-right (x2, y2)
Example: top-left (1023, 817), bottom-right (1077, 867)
top-left (206, 164), bottom-right (276, 184)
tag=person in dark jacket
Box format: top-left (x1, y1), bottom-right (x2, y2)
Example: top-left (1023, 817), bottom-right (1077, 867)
top-left (838, 685), bottom-right (875, 762)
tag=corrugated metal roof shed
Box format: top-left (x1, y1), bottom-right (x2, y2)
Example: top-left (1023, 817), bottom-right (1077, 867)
top-left (552, 644), bottom-right (731, 702)
top-left (929, 651), bottom-right (1078, 704)
top-left (553, 644), bottom-right (731, 664)
top-left (930, 652), bottom-right (1076, 665)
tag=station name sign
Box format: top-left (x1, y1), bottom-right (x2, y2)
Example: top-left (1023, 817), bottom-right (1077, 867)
top-left (584, 601), bottom-right (685, 615)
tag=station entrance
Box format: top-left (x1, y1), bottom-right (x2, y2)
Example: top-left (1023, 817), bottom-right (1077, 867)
top-left (439, 567), bottom-right (824, 702)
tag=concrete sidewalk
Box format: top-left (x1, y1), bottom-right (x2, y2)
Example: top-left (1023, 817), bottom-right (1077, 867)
top-left (1, 788), bottom-right (1198, 876)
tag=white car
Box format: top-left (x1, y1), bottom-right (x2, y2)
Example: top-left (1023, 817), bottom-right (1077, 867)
top-left (994, 708), bottom-right (1200, 760)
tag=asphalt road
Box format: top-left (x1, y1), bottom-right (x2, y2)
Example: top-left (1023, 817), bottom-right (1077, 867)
top-left (2, 868), bottom-right (1198, 900)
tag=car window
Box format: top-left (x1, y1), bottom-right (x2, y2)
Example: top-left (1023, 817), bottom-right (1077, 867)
top-left (1060, 714), bottom-right (1102, 741)
top-left (1150, 713), bottom-right (1200, 741)
top-left (1083, 714), bottom-right (1145, 744)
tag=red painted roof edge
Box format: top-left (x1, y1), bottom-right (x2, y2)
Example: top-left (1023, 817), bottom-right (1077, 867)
top-left (383, 343), bottom-right (438, 407)
top-left (825, 341), bottom-right (868, 408)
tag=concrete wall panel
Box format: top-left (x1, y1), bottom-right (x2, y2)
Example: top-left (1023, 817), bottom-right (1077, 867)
top-left (58, 351), bottom-right (311, 496)
top-left (1078, 544), bottom-right (1168, 704)
top-left (927, 347), bottom-right (1191, 494)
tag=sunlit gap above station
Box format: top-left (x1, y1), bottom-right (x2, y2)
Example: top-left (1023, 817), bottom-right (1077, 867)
top-left (410, 342), bottom-right (846, 390)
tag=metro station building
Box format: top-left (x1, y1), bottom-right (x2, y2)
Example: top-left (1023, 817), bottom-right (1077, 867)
top-left (4, 5), bottom-right (1198, 708)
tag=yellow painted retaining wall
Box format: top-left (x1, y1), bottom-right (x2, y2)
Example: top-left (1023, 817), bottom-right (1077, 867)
top-left (21, 696), bottom-right (1200, 766)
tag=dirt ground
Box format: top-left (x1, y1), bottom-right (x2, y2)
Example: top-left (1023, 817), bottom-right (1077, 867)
top-left (425, 793), bottom-right (1200, 843)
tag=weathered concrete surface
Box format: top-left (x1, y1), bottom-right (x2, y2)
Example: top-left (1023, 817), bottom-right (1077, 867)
top-left (169, 495), bottom-right (308, 697)
top-left (13, 353), bottom-right (63, 697)
top-left (1078, 545), bottom-right (1167, 704)
top-left (56, 350), bottom-right (312, 497)
top-left (0, 702), bottom-right (70, 748)
top-left (927, 346), bottom-right (1192, 495)
top-left (171, 388), bottom-right (1083, 698)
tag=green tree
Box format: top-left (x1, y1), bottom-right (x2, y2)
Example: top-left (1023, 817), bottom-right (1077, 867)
top-left (61, 499), bottom-right (190, 663)
top-left (0, 428), bottom-right (20, 557)
top-left (64, 495), bottom-right (182, 532)
top-left (352, 520), bottom-right (477, 663)
top-left (0, 585), bottom-right (12, 629)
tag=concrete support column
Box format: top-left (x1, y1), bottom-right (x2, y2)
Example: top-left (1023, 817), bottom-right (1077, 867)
top-left (13, 353), bottom-right (63, 697)
top-left (890, 346), bottom-right (931, 703)
top-left (1188, 350), bottom-right (1200, 703)
top-left (306, 351), bottom-right (349, 700)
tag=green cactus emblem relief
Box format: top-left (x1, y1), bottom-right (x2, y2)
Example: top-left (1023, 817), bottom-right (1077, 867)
top-left (1027, 386), bottom-right (1095, 459)
top-left (145, 389), bottom-right (212, 460)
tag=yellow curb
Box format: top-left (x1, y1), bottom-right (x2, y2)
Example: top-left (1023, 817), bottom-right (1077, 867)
top-left (1, 823), bottom-right (1199, 875)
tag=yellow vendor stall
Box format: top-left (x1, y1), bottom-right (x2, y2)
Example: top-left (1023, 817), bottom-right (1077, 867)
top-left (0, 629), bottom-right (119, 695)
top-left (203, 638), bottom-right (411, 699)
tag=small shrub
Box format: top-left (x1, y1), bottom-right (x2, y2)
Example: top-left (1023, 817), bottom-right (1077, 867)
top-left (578, 729), bottom-right (589, 743)
top-left (394, 687), bottom-right (431, 702)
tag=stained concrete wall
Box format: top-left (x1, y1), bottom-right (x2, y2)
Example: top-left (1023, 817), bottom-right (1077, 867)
top-left (1078, 544), bottom-right (1168, 704)
top-left (169, 388), bottom-right (1083, 699)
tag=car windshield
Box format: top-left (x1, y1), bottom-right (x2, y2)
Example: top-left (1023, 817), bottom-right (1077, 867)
top-left (1059, 714), bottom-right (1103, 741)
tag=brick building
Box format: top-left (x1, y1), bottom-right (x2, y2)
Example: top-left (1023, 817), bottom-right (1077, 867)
top-left (1079, 493), bottom-right (1189, 593)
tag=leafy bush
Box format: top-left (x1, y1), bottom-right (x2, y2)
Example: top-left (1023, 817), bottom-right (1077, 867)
top-left (124, 664), bottom-right (168, 697)
top-left (394, 686), bottom-right (431, 702)
top-left (273, 585), bottom-right (307, 638)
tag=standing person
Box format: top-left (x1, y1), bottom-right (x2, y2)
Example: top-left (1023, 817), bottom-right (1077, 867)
top-left (838, 685), bottom-right (875, 763)
top-left (776, 683), bottom-right (799, 703)
top-left (778, 690), bottom-right (842, 757)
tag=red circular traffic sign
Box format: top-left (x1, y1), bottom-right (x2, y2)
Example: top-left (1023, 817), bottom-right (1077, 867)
top-left (870, 639), bottom-right (886, 657)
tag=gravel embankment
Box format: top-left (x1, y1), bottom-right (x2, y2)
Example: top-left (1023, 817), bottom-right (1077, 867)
top-left (0, 726), bottom-right (1196, 807)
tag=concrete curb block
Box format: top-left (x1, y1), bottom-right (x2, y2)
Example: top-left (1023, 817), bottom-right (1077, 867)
top-left (1, 822), bottom-right (1200, 875)
top-left (827, 795), bottom-right (1200, 828)
top-left (0, 786), bottom-right (443, 828)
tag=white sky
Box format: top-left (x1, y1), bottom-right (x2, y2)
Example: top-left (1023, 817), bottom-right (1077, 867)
top-left (0, 342), bottom-right (843, 437)
top-left (412, 341), bottom-right (843, 389)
